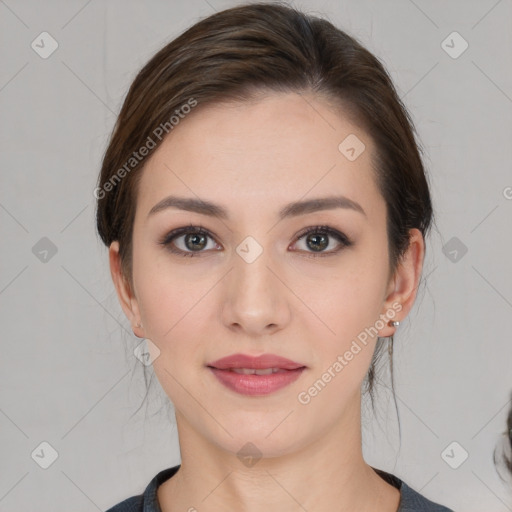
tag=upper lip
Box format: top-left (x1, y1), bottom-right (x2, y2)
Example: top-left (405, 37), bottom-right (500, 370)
top-left (207, 353), bottom-right (305, 370)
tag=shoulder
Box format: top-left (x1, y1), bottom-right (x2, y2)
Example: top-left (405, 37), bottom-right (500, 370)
top-left (372, 467), bottom-right (454, 512)
top-left (106, 464), bottom-right (455, 512)
top-left (105, 465), bottom-right (181, 512)
top-left (399, 480), bottom-right (454, 511)
top-left (105, 494), bottom-right (143, 512)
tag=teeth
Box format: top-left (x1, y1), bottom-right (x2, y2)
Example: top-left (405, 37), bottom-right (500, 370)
top-left (230, 368), bottom-right (281, 375)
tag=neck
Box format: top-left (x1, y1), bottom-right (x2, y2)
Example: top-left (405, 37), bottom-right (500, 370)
top-left (157, 392), bottom-right (400, 512)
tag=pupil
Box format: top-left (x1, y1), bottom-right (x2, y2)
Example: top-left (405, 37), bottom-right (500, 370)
top-left (307, 233), bottom-right (328, 251)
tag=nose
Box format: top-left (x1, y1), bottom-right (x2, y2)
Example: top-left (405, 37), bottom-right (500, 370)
top-left (220, 244), bottom-right (291, 337)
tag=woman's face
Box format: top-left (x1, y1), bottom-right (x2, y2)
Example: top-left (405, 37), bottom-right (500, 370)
top-left (111, 91), bottom-right (423, 457)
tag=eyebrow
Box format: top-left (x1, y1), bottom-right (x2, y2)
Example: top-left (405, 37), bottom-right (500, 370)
top-left (148, 194), bottom-right (367, 220)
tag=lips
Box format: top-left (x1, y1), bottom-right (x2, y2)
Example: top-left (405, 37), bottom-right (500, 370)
top-left (207, 353), bottom-right (305, 371)
top-left (207, 353), bottom-right (306, 396)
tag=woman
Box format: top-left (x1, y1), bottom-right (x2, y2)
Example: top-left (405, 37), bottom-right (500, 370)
top-left (97, 3), bottom-right (454, 511)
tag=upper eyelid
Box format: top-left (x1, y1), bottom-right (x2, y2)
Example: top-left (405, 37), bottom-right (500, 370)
top-left (163, 225), bottom-right (344, 241)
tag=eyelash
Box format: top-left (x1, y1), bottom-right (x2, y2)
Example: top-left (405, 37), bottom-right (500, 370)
top-left (159, 224), bottom-right (353, 258)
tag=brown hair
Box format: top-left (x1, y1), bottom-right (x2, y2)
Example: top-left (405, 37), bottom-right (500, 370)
top-left (493, 392), bottom-right (512, 479)
top-left (96, 2), bottom-right (434, 416)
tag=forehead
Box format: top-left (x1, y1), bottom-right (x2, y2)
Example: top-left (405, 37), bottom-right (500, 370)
top-left (136, 92), bottom-right (384, 221)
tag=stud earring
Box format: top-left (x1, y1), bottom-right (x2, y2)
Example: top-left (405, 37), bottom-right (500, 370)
top-left (389, 320), bottom-right (400, 327)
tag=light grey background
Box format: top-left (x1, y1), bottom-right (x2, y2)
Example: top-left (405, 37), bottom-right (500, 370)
top-left (1, 0), bottom-right (511, 510)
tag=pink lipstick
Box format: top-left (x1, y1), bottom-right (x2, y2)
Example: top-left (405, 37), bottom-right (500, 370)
top-left (207, 353), bottom-right (306, 396)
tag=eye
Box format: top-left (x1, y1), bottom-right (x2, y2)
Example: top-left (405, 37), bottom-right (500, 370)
top-left (291, 225), bottom-right (352, 257)
top-left (159, 224), bottom-right (352, 258)
top-left (159, 224), bottom-right (220, 257)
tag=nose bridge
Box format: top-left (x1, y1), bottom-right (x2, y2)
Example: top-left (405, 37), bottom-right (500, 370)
top-left (233, 238), bottom-right (276, 303)
top-left (221, 235), bottom-right (289, 333)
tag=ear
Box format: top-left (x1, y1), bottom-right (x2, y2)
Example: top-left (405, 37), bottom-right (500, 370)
top-left (109, 241), bottom-right (145, 338)
top-left (377, 228), bottom-right (425, 338)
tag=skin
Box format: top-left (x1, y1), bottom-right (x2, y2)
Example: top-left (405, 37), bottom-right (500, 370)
top-left (109, 91), bottom-right (425, 512)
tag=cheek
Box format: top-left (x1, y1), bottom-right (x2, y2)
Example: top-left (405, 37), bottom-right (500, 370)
top-left (300, 259), bottom-right (388, 342)
top-left (293, 270), bottom-right (387, 410)
top-left (137, 273), bottom-right (207, 343)
top-left (132, 242), bottom-right (195, 334)
top-left (132, 247), bottom-right (218, 371)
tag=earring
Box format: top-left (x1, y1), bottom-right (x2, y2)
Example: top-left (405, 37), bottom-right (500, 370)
top-left (389, 320), bottom-right (400, 327)
top-left (136, 322), bottom-right (143, 328)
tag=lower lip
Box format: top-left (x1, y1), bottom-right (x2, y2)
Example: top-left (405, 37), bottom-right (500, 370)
top-left (208, 367), bottom-right (306, 396)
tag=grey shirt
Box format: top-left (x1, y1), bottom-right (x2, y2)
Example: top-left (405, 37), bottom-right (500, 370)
top-left (105, 465), bottom-right (455, 512)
